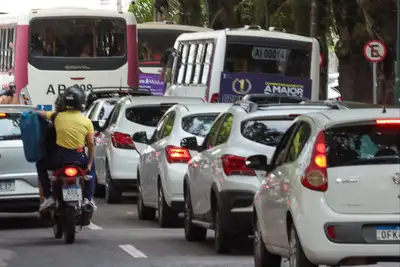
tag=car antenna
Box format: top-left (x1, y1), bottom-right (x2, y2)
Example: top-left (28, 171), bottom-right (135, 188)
top-left (382, 105), bottom-right (387, 113)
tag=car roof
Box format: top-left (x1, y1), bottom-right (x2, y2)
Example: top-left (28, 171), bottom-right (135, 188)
top-left (0, 104), bottom-right (35, 113)
top-left (174, 103), bottom-right (232, 114)
top-left (125, 96), bottom-right (205, 107)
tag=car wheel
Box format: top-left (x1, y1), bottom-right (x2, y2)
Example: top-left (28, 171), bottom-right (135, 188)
top-left (105, 162), bottom-right (122, 204)
top-left (289, 224), bottom-right (317, 267)
top-left (157, 182), bottom-right (178, 228)
top-left (184, 188), bottom-right (207, 241)
top-left (137, 178), bottom-right (155, 220)
top-left (214, 208), bottom-right (230, 254)
top-left (254, 215), bottom-right (281, 267)
top-left (94, 176), bottom-right (105, 198)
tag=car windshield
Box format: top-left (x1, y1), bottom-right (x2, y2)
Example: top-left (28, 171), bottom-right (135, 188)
top-left (181, 113), bottom-right (219, 137)
top-left (0, 113), bottom-right (21, 140)
top-left (326, 123), bottom-right (400, 167)
top-left (241, 118), bottom-right (294, 146)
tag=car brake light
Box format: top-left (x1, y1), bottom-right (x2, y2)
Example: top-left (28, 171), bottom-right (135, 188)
top-left (111, 132), bottom-right (136, 149)
top-left (64, 167), bottom-right (78, 177)
top-left (301, 131), bottom-right (328, 192)
top-left (337, 97), bottom-right (342, 101)
top-left (210, 93), bottom-right (219, 103)
top-left (165, 145), bottom-right (191, 163)
top-left (221, 154), bottom-right (255, 176)
top-left (376, 119), bottom-right (400, 125)
top-left (0, 113), bottom-right (7, 118)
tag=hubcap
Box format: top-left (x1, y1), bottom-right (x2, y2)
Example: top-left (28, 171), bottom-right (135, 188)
top-left (289, 228), bottom-right (297, 267)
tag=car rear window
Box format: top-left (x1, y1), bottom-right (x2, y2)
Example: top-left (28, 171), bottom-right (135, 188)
top-left (125, 105), bottom-right (173, 127)
top-left (241, 118), bottom-right (294, 146)
top-left (181, 113), bottom-right (219, 137)
top-left (0, 113), bottom-right (21, 140)
top-left (326, 124), bottom-right (400, 167)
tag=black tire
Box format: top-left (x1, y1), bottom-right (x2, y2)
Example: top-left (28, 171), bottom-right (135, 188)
top-left (289, 224), bottom-right (317, 267)
top-left (94, 176), bottom-right (105, 198)
top-left (53, 217), bottom-right (63, 239)
top-left (214, 208), bottom-right (230, 254)
top-left (105, 162), bottom-right (122, 204)
top-left (64, 207), bottom-right (76, 244)
top-left (184, 187), bottom-right (207, 241)
top-left (254, 215), bottom-right (281, 267)
top-left (157, 182), bottom-right (178, 228)
top-left (137, 177), bottom-right (155, 220)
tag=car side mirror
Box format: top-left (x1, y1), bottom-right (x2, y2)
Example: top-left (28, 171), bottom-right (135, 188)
top-left (92, 121), bottom-right (103, 132)
top-left (98, 119), bottom-right (106, 128)
top-left (245, 155), bottom-right (269, 171)
top-left (132, 131), bottom-right (149, 144)
top-left (180, 136), bottom-right (199, 151)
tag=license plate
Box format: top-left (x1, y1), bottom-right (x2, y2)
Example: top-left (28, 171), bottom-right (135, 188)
top-left (62, 186), bottom-right (82, 201)
top-left (376, 226), bottom-right (400, 241)
top-left (0, 181), bottom-right (15, 192)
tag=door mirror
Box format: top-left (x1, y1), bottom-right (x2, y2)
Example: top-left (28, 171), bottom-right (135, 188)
top-left (245, 155), bottom-right (268, 170)
top-left (98, 119), bottom-right (106, 128)
top-left (92, 121), bottom-right (104, 132)
top-left (180, 136), bottom-right (199, 151)
top-left (132, 131), bottom-right (149, 144)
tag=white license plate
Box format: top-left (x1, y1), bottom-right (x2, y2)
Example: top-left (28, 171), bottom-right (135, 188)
top-left (62, 186), bottom-right (82, 201)
top-left (376, 226), bottom-right (400, 241)
top-left (0, 181), bottom-right (15, 192)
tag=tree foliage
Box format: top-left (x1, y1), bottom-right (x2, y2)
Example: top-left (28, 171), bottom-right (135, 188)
top-left (128, 0), bottom-right (154, 23)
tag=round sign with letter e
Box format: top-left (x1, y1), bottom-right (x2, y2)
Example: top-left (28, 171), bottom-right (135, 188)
top-left (364, 40), bottom-right (387, 63)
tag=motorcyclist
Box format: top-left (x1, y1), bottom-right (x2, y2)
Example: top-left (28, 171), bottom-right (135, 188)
top-left (35, 85), bottom-right (96, 211)
top-left (0, 82), bottom-right (17, 104)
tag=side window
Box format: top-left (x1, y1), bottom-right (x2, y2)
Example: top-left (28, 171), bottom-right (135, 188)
top-left (193, 43), bottom-right (205, 84)
top-left (285, 122), bottom-right (312, 163)
top-left (203, 114), bottom-right (226, 149)
top-left (271, 122), bottom-right (300, 166)
top-left (87, 102), bottom-right (99, 120)
top-left (161, 112), bottom-right (175, 138)
top-left (108, 102), bottom-right (123, 125)
top-left (177, 44), bottom-right (189, 84)
top-left (0, 25), bottom-right (15, 73)
top-left (184, 43), bottom-right (197, 84)
top-left (201, 42), bottom-right (214, 85)
top-left (151, 113), bottom-right (170, 143)
top-left (216, 114), bottom-right (233, 145)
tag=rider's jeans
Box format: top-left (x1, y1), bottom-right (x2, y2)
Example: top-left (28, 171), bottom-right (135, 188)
top-left (36, 146), bottom-right (95, 200)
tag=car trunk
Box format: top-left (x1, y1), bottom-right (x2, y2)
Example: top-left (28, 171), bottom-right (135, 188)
top-left (0, 140), bottom-right (35, 174)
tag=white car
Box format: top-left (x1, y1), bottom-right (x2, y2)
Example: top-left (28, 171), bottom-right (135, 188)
top-left (247, 108), bottom-right (400, 267)
top-left (181, 100), bottom-right (349, 254)
top-left (134, 103), bottom-right (231, 227)
top-left (93, 96), bottom-right (204, 203)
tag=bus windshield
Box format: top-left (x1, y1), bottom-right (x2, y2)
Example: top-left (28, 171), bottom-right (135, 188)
top-left (224, 36), bottom-right (311, 79)
top-left (29, 17), bottom-right (126, 58)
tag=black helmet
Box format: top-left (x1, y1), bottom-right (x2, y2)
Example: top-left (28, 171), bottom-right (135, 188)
top-left (54, 92), bottom-right (65, 112)
top-left (63, 85), bottom-right (86, 111)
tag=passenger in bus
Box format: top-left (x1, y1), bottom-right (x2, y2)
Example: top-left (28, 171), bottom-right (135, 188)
top-left (80, 43), bottom-right (92, 57)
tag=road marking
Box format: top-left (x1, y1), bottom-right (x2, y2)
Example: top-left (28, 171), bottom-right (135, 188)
top-left (87, 222), bottom-right (103, 230)
top-left (119, 244), bottom-right (147, 258)
top-left (126, 211), bottom-right (136, 215)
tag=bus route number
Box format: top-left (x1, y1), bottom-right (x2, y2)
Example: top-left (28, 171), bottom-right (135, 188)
top-left (46, 84), bottom-right (93, 95)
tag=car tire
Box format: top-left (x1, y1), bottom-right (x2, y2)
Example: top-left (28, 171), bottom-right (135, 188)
top-left (105, 162), bottom-right (122, 204)
top-left (214, 208), bottom-right (231, 254)
top-left (184, 188), bottom-right (207, 242)
top-left (157, 182), bottom-right (178, 228)
top-left (137, 177), bottom-right (155, 220)
top-left (94, 176), bottom-right (105, 198)
top-left (254, 215), bottom-right (281, 267)
top-left (289, 224), bottom-right (317, 267)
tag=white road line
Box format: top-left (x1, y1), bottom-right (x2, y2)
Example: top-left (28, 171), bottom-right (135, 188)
top-left (119, 244), bottom-right (147, 258)
top-left (87, 222), bottom-right (103, 230)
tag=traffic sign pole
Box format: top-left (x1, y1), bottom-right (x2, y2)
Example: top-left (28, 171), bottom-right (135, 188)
top-left (396, 0), bottom-right (400, 104)
top-left (372, 62), bottom-right (377, 104)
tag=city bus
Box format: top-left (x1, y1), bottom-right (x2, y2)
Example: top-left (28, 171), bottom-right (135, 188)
top-left (0, 6), bottom-right (138, 109)
top-left (137, 21), bottom-right (212, 95)
top-left (164, 26), bottom-right (321, 102)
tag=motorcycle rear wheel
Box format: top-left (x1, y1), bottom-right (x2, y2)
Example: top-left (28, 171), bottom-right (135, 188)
top-left (64, 207), bottom-right (76, 244)
top-left (53, 218), bottom-right (63, 239)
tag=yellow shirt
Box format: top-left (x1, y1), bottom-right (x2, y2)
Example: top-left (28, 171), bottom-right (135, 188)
top-left (46, 110), bottom-right (94, 149)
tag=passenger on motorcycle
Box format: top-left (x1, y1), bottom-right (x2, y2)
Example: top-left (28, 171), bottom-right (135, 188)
top-left (35, 85), bottom-right (96, 211)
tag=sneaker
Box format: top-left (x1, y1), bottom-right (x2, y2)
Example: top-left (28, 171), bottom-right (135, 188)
top-left (39, 197), bottom-right (55, 212)
top-left (84, 198), bottom-right (97, 211)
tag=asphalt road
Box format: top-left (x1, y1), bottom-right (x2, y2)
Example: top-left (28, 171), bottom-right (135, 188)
top-left (0, 196), bottom-right (397, 267)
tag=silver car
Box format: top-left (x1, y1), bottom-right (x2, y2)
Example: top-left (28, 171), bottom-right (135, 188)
top-left (0, 104), bottom-right (39, 213)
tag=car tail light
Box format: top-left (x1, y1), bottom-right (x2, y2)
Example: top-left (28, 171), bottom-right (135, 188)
top-left (221, 154), bottom-right (255, 176)
top-left (376, 119), bottom-right (400, 125)
top-left (64, 167), bottom-right (78, 177)
top-left (326, 225), bottom-right (336, 239)
top-left (301, 131), bottom-right (328, 192)
top-left (210, 93), bottom-right (219, 103)
top-left (0, 113), bottom-right (7, 118)
top-left (111, 132), bottom-right (136, 149)
top-left (165, 145), bottom-right (191, 163)
top-left (337, 97), bottom-right (342, 101)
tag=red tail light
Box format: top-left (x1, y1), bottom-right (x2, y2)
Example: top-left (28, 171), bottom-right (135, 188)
top-left (165, 146), bottom-right (191, 163)
top-left (337, 97), bottom-right (342, 101)
top-left (111, 132), bottom-right (136, 149)
top-left (301, 131), bottom-right (328, 192)
top-left (210, 93), bottom-right (219, 103)
top-left (376, 119), bottom-right (400, 125)
top-left (221, 155), bottom-right (255, 176)
top-left (64, 167), bottom-right (78, 177)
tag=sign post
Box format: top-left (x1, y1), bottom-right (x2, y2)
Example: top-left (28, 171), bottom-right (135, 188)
top-left (363, 40), bottom-right (387, 104)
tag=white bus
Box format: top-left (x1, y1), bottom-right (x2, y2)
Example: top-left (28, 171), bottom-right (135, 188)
top-left (137, 21), bottom-right (212, 95)
top-left (0, 7), bottom-right (138, 110)
top-left (163, 26), bottom-right (321, 102)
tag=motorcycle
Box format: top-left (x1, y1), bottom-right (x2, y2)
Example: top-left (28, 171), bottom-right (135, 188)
top-left (40, 162), bottom-right (94, 244)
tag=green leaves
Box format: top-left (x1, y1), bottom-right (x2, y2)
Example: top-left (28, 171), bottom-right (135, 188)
top-left (128, 0), bottom-right (154, 23)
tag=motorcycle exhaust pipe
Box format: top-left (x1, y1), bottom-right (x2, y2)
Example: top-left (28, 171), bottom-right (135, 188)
top-left (83, 203), bottom-right (94, 214)
top-left (79, 203), bottom-right (94, 226)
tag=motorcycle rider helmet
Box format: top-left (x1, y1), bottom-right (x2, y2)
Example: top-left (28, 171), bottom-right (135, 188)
top-left (63, 85), bottom-right (86, 111)
top-left (54, 92), bottom-right (66, 112)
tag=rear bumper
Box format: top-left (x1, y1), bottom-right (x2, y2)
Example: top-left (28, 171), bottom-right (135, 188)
top-left (0, 194), bottom-right (40, 213)
top-left (113, 179), bottom-right (137, 191)
top-left (108, 147), bottom-right (139, 180)
top-left (163, 163), bottom-right (186, 211)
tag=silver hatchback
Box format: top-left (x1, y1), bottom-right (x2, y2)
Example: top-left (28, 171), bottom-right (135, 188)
top-left (0, 104), bottom-right (40, 213)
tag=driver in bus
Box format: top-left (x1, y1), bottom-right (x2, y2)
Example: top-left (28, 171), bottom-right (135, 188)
top-left (34, 85), bottom-right (96, 211)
